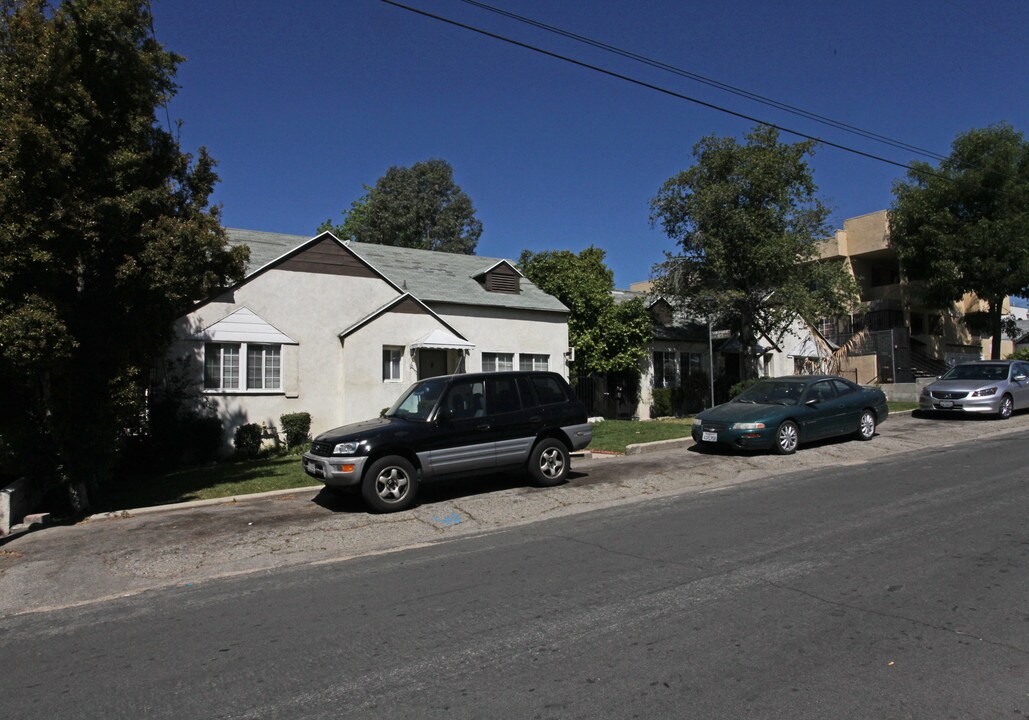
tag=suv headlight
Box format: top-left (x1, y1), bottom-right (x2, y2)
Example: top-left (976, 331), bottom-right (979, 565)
top-left (971, 387), bottom-right (997, 397)
top-left (332, 441), bottom-right (361, 455)
top-left (731, 422), bottom-right (766, 430)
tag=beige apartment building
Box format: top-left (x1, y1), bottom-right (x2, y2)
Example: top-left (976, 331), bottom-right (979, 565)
top-left (817, 210), bottom-right (1012, 381)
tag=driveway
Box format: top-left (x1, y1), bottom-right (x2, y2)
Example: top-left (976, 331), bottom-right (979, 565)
top-left (2, 410), bottom-right (1027, 617)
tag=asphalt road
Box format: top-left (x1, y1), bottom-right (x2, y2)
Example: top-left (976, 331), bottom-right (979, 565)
top-left (2, 427), bottom-right (1026, 719)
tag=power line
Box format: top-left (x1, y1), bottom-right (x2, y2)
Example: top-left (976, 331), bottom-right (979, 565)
top-left (455, 0), bottom-right (950, 164)
top-left (380, 0), bottom-right (951, 181)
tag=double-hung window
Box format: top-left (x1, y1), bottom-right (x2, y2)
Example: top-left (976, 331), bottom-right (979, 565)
top-left (205, 343), bottom-right (240, 390)
top-left (683, 353), bottom-right (702, 376)
top-left (247, 344), bottom-right (281, 390)
top-left (383, 346), bottom-right (403, 382)
top-left (482, 352), bottom-right (514, 372)
top-left (519, 354), bottom-right (549, 371)
top-left (204, 342), bottom-right (281, 392)
top-left (653, 351), bottom-right (679, 388)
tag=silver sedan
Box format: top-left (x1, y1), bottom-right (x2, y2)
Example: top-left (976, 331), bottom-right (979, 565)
top-left (919, 359), bottom-right (1029, 419)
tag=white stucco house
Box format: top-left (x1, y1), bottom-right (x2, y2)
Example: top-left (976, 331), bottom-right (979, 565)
top-left (167, 229), bottom-right (570, 449)
top-left (617, 286), bottom-right (860, 420)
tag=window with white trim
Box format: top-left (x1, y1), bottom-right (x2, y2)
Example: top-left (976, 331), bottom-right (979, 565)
top-left (247, 344), bottom-right (281, 390)
top-left (683, 352), bottom-right (702, 376)
top-left (653, 351), bottom-right (679, 388)
top-left (205, 343), bottom-right (240, 390)
top-left (482, 352), bottom-right (514, 372)
top-left (519, 353), bottom-right (549, 371)
top-left (204, 342), bottom-right (282, 392)
top-left (383, 346), bottom-right (403, 382)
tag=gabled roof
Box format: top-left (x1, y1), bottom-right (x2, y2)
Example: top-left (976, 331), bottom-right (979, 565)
top-left (190, 306), bottom-right (297, 344)
top-left (338, 293), bottom-right (468, 342)
top-left (225, 228), bottom-right (568, 314)
top-left (472, 259), bottom-right (523, 279)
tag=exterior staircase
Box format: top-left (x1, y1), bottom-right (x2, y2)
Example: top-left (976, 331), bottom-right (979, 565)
top-left (909, 347), bottom-right (949, 378)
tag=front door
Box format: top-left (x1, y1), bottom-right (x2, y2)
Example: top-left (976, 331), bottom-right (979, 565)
top-left (418, 349), bottom-right (448, 379)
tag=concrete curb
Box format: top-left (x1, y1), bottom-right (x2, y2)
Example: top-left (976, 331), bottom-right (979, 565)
top-left (86, 485), bottom-right (324, 522)
top-left (625, 437), bottom-right (695, 455)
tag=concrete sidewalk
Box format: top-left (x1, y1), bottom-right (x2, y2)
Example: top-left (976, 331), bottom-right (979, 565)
top-left (2, 410), bottom-right (1026, 617)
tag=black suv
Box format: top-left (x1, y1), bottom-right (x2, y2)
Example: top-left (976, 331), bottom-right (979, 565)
top-left (302, 371), bottom-right (592, 512)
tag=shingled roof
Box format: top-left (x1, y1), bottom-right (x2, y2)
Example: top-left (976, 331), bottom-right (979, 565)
top-left (225, 228), bottom-right (568, 314)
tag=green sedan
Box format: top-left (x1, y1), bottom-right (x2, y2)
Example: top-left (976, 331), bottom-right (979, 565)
top-left (691, 375), bottom-right (889, 455)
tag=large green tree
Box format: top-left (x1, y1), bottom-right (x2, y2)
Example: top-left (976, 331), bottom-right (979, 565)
top-left (889, 123), bottom-right (1029, 359)
top-left (650, 125), bottom-right (857, 380)
top-left (0, 0), bottom-right (247, 503)
top-left (518, 247), bottom-right (651, 375)
top-left (319, 159), bottom-right (482, 254)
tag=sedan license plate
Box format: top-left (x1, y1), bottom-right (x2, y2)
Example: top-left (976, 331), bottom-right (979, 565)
top-left (702, 431), bottom-right (718, 442)
top-left (938, 400), bottom-right (954, 408)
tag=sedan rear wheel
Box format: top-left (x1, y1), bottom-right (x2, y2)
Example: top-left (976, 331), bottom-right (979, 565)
top-left (773, 420), bottom-right (799, 455)
top-left (997, 394), bottom-right (1014, 420)
top-left (857, 410), bottom-right (876, 440)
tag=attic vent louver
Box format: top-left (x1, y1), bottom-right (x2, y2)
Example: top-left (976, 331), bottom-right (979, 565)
top-left (485, 272), bottom-right (519, 294)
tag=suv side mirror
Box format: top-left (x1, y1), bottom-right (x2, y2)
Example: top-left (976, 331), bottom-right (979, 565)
top-left (1014, 374), bottom-right (1028, 382)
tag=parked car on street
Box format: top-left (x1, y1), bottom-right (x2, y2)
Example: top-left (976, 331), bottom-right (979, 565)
top-left (691, 375), bottom-right (889, 455)
top-left (302, 371), bottom-right (592, 512)
top-left (918, 359), bottom-right (1029, 419)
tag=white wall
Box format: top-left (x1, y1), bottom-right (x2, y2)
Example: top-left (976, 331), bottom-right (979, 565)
top-left (168, 271), bottom-right (571, 450)
top-left (430, 303), bottom-right (570, 377)
top-left (170, 267), bottom-right (401, 446)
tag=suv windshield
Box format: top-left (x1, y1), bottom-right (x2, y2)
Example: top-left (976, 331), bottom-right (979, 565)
top-left (386, 377), bottom-right (448, 421)
top-left (734, 380), bottom-right (807, 406)
top-left (941, 364), bottom-right (1009, 382)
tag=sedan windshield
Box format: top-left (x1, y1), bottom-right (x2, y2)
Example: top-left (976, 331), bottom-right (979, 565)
top-left (940, 364), bottom-right (1009, 382)
top-left (386, 377), bottom-right (448, 421)
top-left (734, 380), bottom-right (807, 406)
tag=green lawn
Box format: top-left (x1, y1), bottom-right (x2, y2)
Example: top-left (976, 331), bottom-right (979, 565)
top-left (103, 401), bottom-right (919, 510)
top-left (588, 418), bottom-right (694, 453)
top-left (104, 455), bottom-right (317, 512)
top-left (888, 401), bottom-right (920, 413)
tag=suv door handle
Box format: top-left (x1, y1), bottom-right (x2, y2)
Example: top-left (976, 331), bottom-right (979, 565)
top-left (477, 423), bottom-right (491, 430)
top-left (529, 416), bottom-right (542, 422)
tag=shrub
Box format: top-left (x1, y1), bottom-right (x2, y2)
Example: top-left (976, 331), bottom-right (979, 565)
top-left (729, 378), bottom-right (763, 399)
top-left (677, 372), bottom-right (710, 413)
top-left (280, 412), bottom-right (312, 451)
top-left (1007, 348), bottom-right (1029, 361)
top-left (182, 414), bottom-right (223, 464)
top-left (233, 423), bottom-right (263, 459)
top-left (651, 387), bottom-right (673, 418)
top-left (650, 372), bottom-right (711, 417)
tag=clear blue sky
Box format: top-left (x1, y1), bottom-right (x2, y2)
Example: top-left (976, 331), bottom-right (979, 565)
top-left (153, 0), bottom-right (1028, 288)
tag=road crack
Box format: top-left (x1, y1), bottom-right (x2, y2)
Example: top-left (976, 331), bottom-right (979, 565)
top-left (766, 580), bottom-right (1029, 655)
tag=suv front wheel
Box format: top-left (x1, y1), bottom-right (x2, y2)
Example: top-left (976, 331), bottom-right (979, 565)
top-left (528, 438), bottom-right (570, 487)
top-left (362, 455), bottom-right (419, 513)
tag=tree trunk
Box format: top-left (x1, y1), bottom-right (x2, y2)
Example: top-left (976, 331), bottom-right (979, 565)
top-left (990, 297), bottom-right (1004, 360)
top-left (739, 310), bottom-right (760, 380)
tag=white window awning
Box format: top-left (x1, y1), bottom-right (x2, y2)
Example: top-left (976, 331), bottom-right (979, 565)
top-left (410, 329), bottom-right (475, 350)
